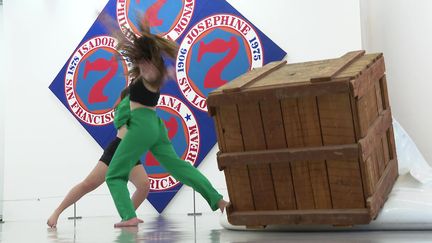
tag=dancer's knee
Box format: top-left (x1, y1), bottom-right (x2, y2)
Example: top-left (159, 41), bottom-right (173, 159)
top-left (136, 179), bottom-right (150, 194)
top-left (131, 176), bottom-right (150, 193)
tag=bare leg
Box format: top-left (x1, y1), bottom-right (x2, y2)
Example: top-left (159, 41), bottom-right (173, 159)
top-left (125, 164), bottom-right (149, 224)
top-left (47, 161), bottom-right (107, 228)
top-left (129, 165), bottom-right (150, 210)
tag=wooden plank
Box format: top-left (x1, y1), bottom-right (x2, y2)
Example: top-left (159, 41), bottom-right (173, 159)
top-left (364, 154), bottom-right (379, 196)
top-left (369, 151), bottom-right (379, 192)
top-left (271, 163), bottom-right (297, 210)
top-left (379, 74), bottom-right (394, 178)
top-left (213, 109), bottom-right (226, 153)
top-left (281, 98), bottom-right (304, 148)
top-left (217, 146), bottom-right (358, 168)
top-left (228, 209), bottom-right (371, 226)
top-left (254, 59), bottom-right (334, 88)
top-left (280, 97), bottom-right (315, 209)
top-left (291, 161), bottom-right (315, 209)
top-left (219, 105), bottom-right (243, 152)
top-left (297, 97), bottom-right (323, 146)
top-left (248, 163), bottom-right (278, 210)
top-left (310, 50), bottom-right (365, 82)
top-left (237, 103), bottom-right (266, 151)
top-left (217, 144), bottom-right (359, 168)
top-left (207, 80), bottom-right (350, 107)
top-left (218, 105), bottom-right (254, 211)
top-left (229, 164), bottom-right (255, 211)
top-left (238, 103), bottom-right (277, 211)
top-left (220, 60), bottom-right (287, 93)
top-left (297, 96), bottom-right (332, 209)
top-left (208, 53), bottom-right (383, 107)
top-left (375, 142), bottom-right (386, 178)
top-left (281, 97), bottom-right (318, 209)
top-left (280, 97), bottom-right (333, 209)
top-left (327, 160), bottom-right (366, 209)
top-left (349, 95), bottom-right (362, 141)
top-left (388, 126), bottom-right (397, 160)
top-left (317, 93), bottom-right (365, 208)
top-left (318, 93), bottom-right (357, 145)
top-left (357, 86), bottom-right (380, 138)
top-left (374, 77), bottom-right (386, 175)
top-left (309, 161), bottom-right (332, 209)
top-left (259, 100), bottom-right (296, 210)
top-left (260, 100), bottom-right (287, 149)
top-left (380, 76), bottom-right (391, 110)
top-left (382, 134), bottom-right (391, 166)
top-left (358, 109), bottom-right (392, 160)
top-left (349, 92), bottom-right (370, 201)
top-left (375, 79), bottom-right (384, 114)
top-left (367, 158), bottom-right (398, 219)
top-left (350, 56), bottom-right (386, 98)
top-left (291, 96), bottom-right (324, 209)
top-left (337, 53), bottom-right (382, 79)
top-left (211, 53), bottom-right (379, 93)
top-left (222, 167), bottom-right (235, 212)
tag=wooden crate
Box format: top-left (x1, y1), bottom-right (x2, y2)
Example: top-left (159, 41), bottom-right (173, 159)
top-left (207, 51), bottom-right (398, 227)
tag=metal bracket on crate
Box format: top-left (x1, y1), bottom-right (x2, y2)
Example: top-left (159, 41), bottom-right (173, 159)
top-left (187, 190), bottom-right (202, 216)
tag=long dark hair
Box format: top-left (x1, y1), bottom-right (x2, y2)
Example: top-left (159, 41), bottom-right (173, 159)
top-left (110, 15), bottom-right (178, 88)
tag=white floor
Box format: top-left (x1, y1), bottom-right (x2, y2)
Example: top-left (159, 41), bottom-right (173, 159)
top-left (1, 213), bottom-right (432, 243)
top-left (2, 112), bottom-right (432, 243)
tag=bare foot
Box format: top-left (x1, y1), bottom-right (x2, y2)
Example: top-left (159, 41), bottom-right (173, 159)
top-left (47, 212), bottom-right (60, 228)
top-left (218, 199), bottom-right (230, 213)
top-left (114, 217), bottom-right (143, 227)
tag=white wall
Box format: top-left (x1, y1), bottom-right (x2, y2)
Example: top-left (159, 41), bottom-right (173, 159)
top-left (228, 0), bottom-right (362, 63)
top-left (0, 4), bottom-right (5, 221)
top-left (3, 0), bottom-right (121, 221)
top-left (360, 0), bottom-right (432, 164)
top-left (3, 0), bottom-right (361, 221)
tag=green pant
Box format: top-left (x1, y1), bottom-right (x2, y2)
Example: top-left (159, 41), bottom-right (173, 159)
top-left (106, 108), bottom-right (223, 220)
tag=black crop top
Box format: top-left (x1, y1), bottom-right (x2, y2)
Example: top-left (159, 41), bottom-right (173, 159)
top-left (129, 80), bottom-right (160, 107)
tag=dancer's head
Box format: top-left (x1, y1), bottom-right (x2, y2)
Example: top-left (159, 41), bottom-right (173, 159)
top-left (114, 16), bottom-right (178, 88)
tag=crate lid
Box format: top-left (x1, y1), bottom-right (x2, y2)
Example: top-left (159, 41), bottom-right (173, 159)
top-left (207, 51), bottom-right (383, 107)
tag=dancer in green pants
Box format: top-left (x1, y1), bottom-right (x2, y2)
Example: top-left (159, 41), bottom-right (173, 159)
top-left (105, 20), bottom-right (228, 227)
top-left (47, 88), bottom-right (149, 228)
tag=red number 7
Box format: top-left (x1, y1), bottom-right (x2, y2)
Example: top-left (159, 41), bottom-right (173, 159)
top-left (83, 56), bottom-right (118, 104)
top-left (197, 36), bottom-right (240, 89)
